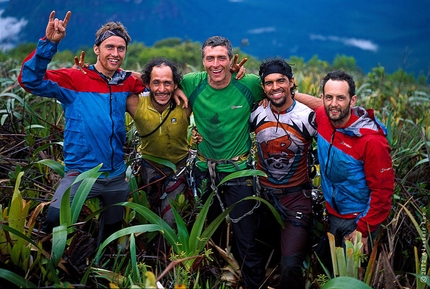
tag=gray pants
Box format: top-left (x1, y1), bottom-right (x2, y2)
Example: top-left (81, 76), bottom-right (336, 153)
top-left (42, 171), bottom-right (129, 245)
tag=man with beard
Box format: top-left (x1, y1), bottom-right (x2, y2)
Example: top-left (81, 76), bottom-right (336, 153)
top-left (294, 70), bottom-right (394, 255)
top-left (250, 57), bottom-right (317, 289)
top-left (127, 58), bottom-right (192, 226)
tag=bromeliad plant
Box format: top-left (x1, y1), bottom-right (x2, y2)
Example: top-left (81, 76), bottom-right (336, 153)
top-left (0, 163), bottom-right (104, 287)
top-left (92, 169), bottom-right (284, 288)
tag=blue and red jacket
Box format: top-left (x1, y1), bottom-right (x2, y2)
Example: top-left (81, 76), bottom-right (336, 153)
top-left (316, 106), bottom-right (394, 237)
top-left (18, 38), bottom-right (145, 177)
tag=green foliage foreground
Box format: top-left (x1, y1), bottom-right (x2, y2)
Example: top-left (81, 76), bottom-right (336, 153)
top-left (0, 44), bottom-right (429, 288)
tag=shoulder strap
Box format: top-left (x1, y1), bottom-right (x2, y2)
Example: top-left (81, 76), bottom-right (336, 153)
top-left (139, 101), bottom-right (176, 138)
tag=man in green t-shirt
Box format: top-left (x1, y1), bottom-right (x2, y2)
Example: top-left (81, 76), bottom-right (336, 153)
top-left (180, 36), bottom-right (266, 289)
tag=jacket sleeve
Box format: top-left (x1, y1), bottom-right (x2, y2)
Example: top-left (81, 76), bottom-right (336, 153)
top-left (356, 135), bottom-right (394, 237)
top-left (18, 37), bottom-right (71, 102)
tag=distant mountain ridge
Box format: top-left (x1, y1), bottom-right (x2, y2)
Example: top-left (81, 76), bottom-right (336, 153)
top-left (2, 0), bottom-right (429, 78)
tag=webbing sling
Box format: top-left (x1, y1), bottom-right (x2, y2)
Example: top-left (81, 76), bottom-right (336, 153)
top-left (187, 76), bottom-right (259, 223)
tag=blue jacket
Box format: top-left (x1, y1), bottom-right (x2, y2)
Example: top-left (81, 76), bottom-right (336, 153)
top-left (316, 106), bottom-right (394, 236)
top-left (18, 38), bottom-right (144, 177)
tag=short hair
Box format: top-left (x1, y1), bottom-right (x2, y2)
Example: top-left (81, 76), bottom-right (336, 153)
top-left (259, 57), bottom-right (297, 97)
top-left (94, 21), bottom-right (131, 47)
top-left (141, 58), bottom-right (182, 86)
top-left (201, 36), bottom-right (233, 60)
top-left (321, 70), bottom-right (356, 97)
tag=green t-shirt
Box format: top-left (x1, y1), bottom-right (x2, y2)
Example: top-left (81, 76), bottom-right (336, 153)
top-left (180, 72), bottom-right (265, 172)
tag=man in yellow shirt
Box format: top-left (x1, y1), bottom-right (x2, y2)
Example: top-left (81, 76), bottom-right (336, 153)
top-left (127, 58), bottom-right (192, 226)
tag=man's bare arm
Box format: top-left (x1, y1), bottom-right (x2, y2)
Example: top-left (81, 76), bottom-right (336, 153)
top-left (295, 92), bottom-right (322, 110)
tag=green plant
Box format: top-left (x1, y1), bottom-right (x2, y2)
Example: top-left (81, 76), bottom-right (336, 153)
top-left (327, 231), bottom-right (366, 278)
top-left (321, 276), bottom-right (372, 289)
top-left (92, 169), bottom-right (283, 287)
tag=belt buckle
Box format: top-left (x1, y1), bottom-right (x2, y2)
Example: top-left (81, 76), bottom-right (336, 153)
top-left (295, 212), bottom-right (303, 219)
top-left (245, 179), bottom-right (253, 187)
top-left (273, 189), bottom-right (283, 195)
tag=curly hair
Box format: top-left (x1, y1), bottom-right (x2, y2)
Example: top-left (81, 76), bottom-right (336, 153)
top-left (141, 58), bottom-right (182, 86)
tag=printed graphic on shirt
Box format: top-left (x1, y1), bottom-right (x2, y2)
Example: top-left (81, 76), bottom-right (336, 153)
top-left (250, 103), bottom-right (317, 187)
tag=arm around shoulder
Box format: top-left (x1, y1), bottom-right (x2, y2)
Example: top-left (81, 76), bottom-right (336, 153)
top-left (295, 92), bottom-right (322, 110)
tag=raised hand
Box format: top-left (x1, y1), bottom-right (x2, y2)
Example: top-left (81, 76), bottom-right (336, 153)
top-left (73, 51), bottom-right (88, 74)
top-left (46, 10), bottom-right (71, 43)
top-left (230, 54), bottom-right (248, 80)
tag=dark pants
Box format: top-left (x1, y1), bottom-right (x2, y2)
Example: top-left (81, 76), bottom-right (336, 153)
top-left (194, 168), bottom-right (266, 289)
top-left (264, 189), bottom-right (312, 289)
top-left (42, 171), bottom-right (129, 245)
top-left (329, 215), bottom-right (379, 252)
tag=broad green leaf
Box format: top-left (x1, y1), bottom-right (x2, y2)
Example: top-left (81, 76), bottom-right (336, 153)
top-left (0, 225), bottom-right (39, 249)
top-left (130, 233), bottom-right (140, 282)
top-left (59, 188), bottom-right (71, 230)
top-left (118, 202), bottom-right (179, 252)
top-left (408, 273), bottom-right (430, 287)
top-left (0, 268), bottom-right (37, 288)
top-left (95, 224), bottom-right (162, 262)
top-left (51, 225), bottom-right (67, 268)
top-left (321, 276), bottom-right (372, 289)
top-left (188, 191), bottom-right (215, 252)
top-left (171, 205), bottom-right (190, 253)
top-left (140, 154), bottom-right (177, 172)
top-left (8, 171), bottom-right (25, 241)
top-left (70, 164), bottom-right (103, 224)
top-left (217, 169), bottom-right (266, 187)
top-left (36, 159), bottom-right (65, 177)
top-left (336, 247), bottom-right (346, 276)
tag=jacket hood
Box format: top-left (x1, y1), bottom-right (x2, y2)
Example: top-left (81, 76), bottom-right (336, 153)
top-left (337, 106), bottom-right (387, 137)
top-left (88, 65), bottom-right (132, 84)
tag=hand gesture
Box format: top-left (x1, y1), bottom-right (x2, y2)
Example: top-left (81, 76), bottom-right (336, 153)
top-left (73, 51), bottom-right (88, 74)
top-left (230, 54), bottom-right (248, 80)
top-left (191, 126), bottom-right (203, 145)
top-left (46, 10), bottom-right (71, 43)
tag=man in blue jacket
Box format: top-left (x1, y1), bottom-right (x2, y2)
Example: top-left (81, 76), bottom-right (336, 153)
top-left (295, 70), bottom-right (394, 254)
top-left (18, 10), bottom-right (145, 245)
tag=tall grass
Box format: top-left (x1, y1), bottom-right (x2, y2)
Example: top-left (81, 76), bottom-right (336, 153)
top-left (1, 56), bottom-right (429, 288)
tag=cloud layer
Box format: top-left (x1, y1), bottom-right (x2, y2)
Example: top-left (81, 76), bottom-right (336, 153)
top-left (310, 34), bottom-right (378, 52)
top-left (0, 10), bottom-right (28, 51)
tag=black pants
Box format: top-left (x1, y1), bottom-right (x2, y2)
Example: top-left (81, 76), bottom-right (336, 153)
top-left (193, 168), bottom-right (266, 289)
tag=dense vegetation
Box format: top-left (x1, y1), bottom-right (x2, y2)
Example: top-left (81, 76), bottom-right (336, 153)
top-left (0, 39), bottom-right (429, 288)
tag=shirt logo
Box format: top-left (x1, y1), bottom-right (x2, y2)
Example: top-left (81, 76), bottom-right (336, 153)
top-left (340, 140), bottom-right (352, 148)
top-left (380, 167), bottom-right (392, 173)
top-left (231, 105), bottom-right (243, 109)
